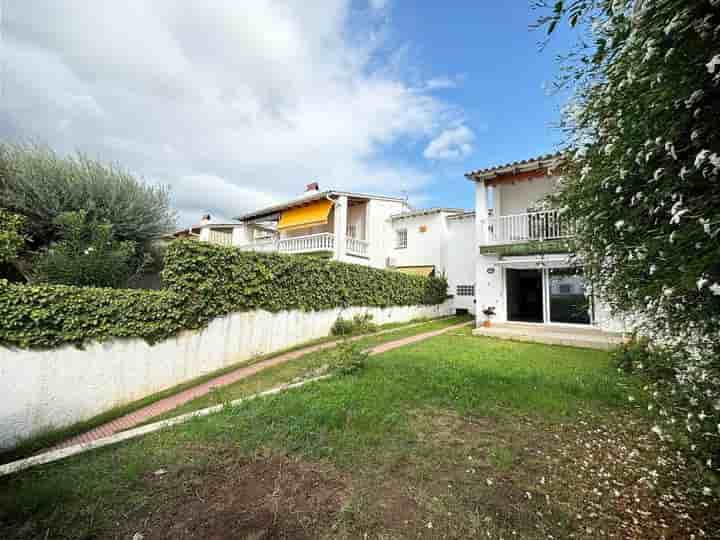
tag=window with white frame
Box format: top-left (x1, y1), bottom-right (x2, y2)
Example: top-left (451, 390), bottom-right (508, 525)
top-left (395, 228), bottom-right (407, 249)
top-left (456, 284), bottom-right (475, 296)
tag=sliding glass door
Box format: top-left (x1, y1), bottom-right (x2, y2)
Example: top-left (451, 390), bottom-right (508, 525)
top-left (505, 266), bottom-right (592, 325)
top-left (546, 268), bottom-right (591, 325)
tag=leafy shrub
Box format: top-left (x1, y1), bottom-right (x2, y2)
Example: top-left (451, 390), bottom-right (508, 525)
top-left (331, 317), bottom-right (355, 336)
top-left (328, 340), bottom-right (369, 376)
top-left (161, 241), bottom-right (449, 316)
top-left (0, 241), bottom-right (448, 349)
top-left (0, 209), bottom-right (25, 264)
top-left (331, 313), bottom-right (378, 336)
top-left (32, 210), bottom-right (137, 288)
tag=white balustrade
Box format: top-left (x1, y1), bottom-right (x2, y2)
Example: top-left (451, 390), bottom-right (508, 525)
top-left (277, 232), bottom-right (335, 253)
top-left (346, 237), bottom-right (370, 257)
top-left (481, 209), bottom-right (574, 244)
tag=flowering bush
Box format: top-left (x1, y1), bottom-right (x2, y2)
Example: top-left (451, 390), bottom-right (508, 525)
top-left (539, 0), bottom-right (720, 477)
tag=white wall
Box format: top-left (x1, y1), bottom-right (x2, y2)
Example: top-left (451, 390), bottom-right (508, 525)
top-left (365, 199), bottom-right (407, 268)
top-left (495, 175), bottom-right (558, 216)
top-left (0, 301), bottom-right (453, 450)
top-left (447, 215), bottom-right (477, 313)
top-left (390, 213), bottom-right (450, 272)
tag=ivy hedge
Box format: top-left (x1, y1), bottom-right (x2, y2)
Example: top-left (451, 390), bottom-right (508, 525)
top-left (0, 240), bottom-right (448, 349)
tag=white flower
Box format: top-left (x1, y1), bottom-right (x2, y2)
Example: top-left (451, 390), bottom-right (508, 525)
top-left (697, 277), bottom-right (709, 290)
top-left (703, 487), bottom-right (713, 496)
top-left (426, 521), bottom-right (433, 529)
top-left (707, 55), bottom-right (720, 74)
top-left (695, 149), bottom-right (711, 168)
top-left (615, 220), bottom-right (625, 230)
top-left (685, 90), bottom-right (704, 108)
top-left (710, 283), bottom-right (720, 296)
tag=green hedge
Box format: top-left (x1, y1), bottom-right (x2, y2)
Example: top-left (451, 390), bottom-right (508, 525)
top-left (0, 240), bottom-right (448, 349)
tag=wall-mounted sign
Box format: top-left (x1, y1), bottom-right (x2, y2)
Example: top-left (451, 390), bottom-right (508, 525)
top-left (487, 267), bottom-right (495, 274)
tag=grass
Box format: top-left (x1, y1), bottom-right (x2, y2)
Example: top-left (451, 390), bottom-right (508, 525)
top-left (1, 327), bottom-right (715, 539)
top-left (142, 314), bottom-right (471, 422)
top-left (0, 314), bottom-right (466, 465)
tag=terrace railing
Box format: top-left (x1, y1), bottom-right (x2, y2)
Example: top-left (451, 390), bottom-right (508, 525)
top-left (481, 209), bottom-right (574, 244)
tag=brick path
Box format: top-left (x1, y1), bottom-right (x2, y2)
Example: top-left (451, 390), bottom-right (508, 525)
top-left (50, 320), bottom-right (471, 452)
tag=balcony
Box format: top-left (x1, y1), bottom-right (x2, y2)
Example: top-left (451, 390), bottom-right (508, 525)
top-left (479, 209), bottom-right (574, 255)
top-left (239, 233), bottom-right (370, 258)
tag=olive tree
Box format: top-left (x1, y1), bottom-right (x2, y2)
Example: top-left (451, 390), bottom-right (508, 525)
top-left (0, 143), bottom-right (176, 249)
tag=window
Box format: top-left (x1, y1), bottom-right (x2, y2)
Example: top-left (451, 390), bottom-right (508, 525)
top-left (346, 223), bottom-right (357, 239)
top-left (456, 285), bottom-right (475, 296)
top-left (395, 229), bottom-right (407, 249)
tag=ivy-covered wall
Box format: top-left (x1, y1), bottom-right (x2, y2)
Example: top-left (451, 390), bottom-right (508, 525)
top-left (0, 241), bottom-right (448, 349)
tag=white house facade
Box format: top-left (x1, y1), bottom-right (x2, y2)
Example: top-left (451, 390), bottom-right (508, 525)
top-left (466, 153), bottom-right (625, 333)
top-left (189, 161), bottom-right (625, 334)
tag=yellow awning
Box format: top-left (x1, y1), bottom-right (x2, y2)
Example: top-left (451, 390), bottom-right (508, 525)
top-left (397, 266), bottom-right (435, 277)
top-left (277, 199), bottom-right (333, 231)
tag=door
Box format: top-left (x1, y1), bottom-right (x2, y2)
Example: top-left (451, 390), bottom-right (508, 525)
top-left (506, 269), bottom-right (543, 323)
top-left (546, 268), bottom-right (591, 324)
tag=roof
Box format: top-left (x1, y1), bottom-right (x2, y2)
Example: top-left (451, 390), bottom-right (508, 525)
top-left (446, 210), bottom-right (475, 220)
top-left (236, 190), bottom-right (407, 222)
top-left (465, 152), bottom-right (564, 183)
top-left (390, 207), bottom-right (466, 220)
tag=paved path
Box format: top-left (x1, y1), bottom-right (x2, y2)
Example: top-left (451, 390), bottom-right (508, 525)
top-left (50, 320), bottom-right (471, 452)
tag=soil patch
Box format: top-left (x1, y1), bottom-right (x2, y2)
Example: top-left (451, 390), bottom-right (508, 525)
top-left (119, 454), bottom-right (349, 540)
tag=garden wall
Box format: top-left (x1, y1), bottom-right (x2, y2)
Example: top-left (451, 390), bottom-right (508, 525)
top-left (0, 301), bottom-right (451, 449)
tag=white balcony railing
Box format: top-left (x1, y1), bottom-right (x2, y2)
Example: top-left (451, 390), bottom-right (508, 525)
top-left (207, 229), bottom-right (234, 247)
top-left (277, 232), bottom-right (335, 253)
top-left (346, 237), bottom-right (370, 257)
top-left (239, 239), bottom-right (276, 252)
top-left (482, 209), bottom-right (574, 244)
top-left (238, 232), bottom-right (373, 257)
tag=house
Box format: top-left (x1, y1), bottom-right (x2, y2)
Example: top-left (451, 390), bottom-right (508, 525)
top-left (388, 208), bottom-right (476, 313)
top-left (164, 214), bottom-right (237, 246)
top-left (465, 153), bottom-right (624, 334)
top-left (232, 183), bottom-right (412, 268)
top-left (188, 183), bottom-right (479, 313)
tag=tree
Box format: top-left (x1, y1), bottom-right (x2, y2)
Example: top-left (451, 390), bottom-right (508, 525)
top-left (0, 143), bottom-right (176, 251)
top-left (32, 210), bottom-right (137, 288)
top-left (538, 0), bottom-right (720, 468)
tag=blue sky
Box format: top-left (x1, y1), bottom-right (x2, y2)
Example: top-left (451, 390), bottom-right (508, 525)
top-left (2, 1), bottom-right (575, 225)
top-left (383, 1), bottom-right (574, 210)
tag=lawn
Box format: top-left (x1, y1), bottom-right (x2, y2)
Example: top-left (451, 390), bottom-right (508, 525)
top-left (1, 328), bottom-right (716, 539)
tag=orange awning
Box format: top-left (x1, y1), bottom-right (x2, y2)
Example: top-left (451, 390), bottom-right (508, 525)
top-left (396, 266), bottom-right (435, 277)
top-left (277, 199), bottom-right (333, 231)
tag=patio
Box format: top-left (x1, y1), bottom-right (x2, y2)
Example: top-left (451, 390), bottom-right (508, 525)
top-left (472, 322), bottom-right (626, 350)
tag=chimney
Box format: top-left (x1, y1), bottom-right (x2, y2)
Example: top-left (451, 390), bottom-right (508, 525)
top-left (305, 182), bottom-right (319, 193)
top-left (200, 213), bottom-right (211, 226)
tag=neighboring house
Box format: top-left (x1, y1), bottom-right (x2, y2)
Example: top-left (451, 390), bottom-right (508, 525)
top-left (164, 214), bottom-right (237, 246)
top-left (233, 183), bottom-right (411, 268)
top-left (187, 183), bottom-right (479, 313)
top-left (388, 208), bottom-right (477, 313)
top-left (465, 153), bottom-right (623, 331)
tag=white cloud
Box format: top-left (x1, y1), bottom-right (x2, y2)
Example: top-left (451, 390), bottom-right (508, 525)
top-left (423, 125), bottom-right (476, 160)
top-left (1, 1), bottom-right (463, 226)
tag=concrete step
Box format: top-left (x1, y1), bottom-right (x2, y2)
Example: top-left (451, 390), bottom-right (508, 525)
top-left (471, 324), bottom-right (625, 351)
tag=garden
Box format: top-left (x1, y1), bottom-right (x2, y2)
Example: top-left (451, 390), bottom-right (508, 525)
top-left (1, 327), bottom-right (718, 539)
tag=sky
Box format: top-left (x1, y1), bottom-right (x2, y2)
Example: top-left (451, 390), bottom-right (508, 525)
top-left (0, 1), bottom-right (574, 227)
